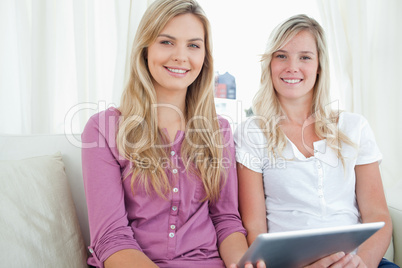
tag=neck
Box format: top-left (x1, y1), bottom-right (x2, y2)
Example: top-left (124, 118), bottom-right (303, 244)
top-left (156, 91), bottom-right (187, 130)
top-left (279, 97), bottom-right (314, 126)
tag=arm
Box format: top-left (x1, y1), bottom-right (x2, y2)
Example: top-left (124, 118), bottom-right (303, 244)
top-left (104, 249), bottom-right (158, 268)
top-left (211, 118), bottom-right (249, 267)
top-left (82, 113), bottom-right (156, 268)
top-left (355, 162), bottom-right (392, 267)
top-left (237, 163), bottom-right (267, 246)
top-left (220, 232), bottom-right (266, 268)
top-left (221, 163), bottom-right (268, 268)
top-left (306, 162), bottom-right (391, 268)
top-left (304, 252), bottom-right (360, 268)
top-left (219, 232), bottom-right (249, 268)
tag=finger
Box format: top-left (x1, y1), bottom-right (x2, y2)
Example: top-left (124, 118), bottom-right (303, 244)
top-left (244, 263), bottom-right (253, 268)
top-left (342, 254), bottom-right (365, 268)
top-left (256, 260), bottom-right (266, 268)
top-left (305, 252), bottom-right (346, 268)
top-left (329, 253), bottom-right (354, 268)
top-left (347, 254), bottom-right (359, 268)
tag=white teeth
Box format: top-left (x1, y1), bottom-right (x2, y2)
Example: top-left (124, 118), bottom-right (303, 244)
top-left (167, 67), bottom-right (187, 74)
top-left (283, 79), bottom-right (301, 84)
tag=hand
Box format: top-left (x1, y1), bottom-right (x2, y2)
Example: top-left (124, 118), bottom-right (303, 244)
top-left (304, 252), bottom-right (367, 268)
top-left (229, 260), bottom-right (266, 268)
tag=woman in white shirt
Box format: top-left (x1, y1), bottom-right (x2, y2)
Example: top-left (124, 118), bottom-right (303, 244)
top-left (234, 14), bottom-right (397, 268)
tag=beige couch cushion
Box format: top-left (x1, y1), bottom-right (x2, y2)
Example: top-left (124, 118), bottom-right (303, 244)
top-left (0, 153), bottom-right (87, 267)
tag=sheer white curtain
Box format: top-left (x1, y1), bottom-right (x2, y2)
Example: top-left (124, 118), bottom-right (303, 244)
top-left (317, 0), bottom-right (402, 187)
top-left (0, 0), bottom-right (148, 135)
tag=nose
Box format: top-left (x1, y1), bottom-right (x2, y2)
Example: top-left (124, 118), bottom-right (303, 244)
top-left (172, 45), bottom-right (187, 62)
top-left (285, 58), bottom-right (299, 73)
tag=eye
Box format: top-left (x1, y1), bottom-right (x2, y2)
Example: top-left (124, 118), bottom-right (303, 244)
top-left (275, 54), bottom-right (286, 59)
top-left (301, 56), bottom-right (312, 60)
top-left (189, 43), bottom-right (200, 49)
top-left (160, 40), bottom-right (173, 45)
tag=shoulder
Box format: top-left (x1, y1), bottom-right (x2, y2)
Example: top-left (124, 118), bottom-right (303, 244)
top-left (215, 115), bottom-right (234, 146)
top-left (82, 107), bottom-right (121, 140)
top-left (235, 116), bottom-right (264, 137)
top-left (237, 116), bottom-right (262, 130)
top-left (86, 107), bottom-right (121, 126)
top-left (216, 114), bottom-right (231, 129)
top-left (339, 111), bottom-right (366, 123)
top-left (85, 107), bottom-right (120, 128)
top-left (234, 116), bottom-right (266, 147)
top-left (338, 111), bottom-right (369, 133)
top-left (338, 111), bottom-right (379, 148)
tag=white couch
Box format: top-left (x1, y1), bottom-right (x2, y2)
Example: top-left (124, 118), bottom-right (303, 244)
top-left (0, 134), bottom-right (401, 267)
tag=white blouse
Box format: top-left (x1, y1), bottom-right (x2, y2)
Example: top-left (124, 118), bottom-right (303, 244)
top-left (234, 112), bottom-right (382, 233)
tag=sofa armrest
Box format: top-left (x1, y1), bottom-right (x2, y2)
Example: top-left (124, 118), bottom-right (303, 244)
top-left (389, 203), bottom-right (402, 266)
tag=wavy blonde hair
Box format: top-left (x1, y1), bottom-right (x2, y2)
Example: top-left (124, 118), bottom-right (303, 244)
top-left (117, 0), bottom-right (225, 202)
top-left (253, 14), bottom-right (354, 166)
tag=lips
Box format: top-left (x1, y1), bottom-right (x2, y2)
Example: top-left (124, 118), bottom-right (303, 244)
top-left (282, 78), bottom-right (302, 84)
top-left (165, 67), bottom-right (189, 74)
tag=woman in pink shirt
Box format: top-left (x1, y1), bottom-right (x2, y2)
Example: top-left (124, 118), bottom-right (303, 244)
top-left (81, 0), bottom-right (263, 267)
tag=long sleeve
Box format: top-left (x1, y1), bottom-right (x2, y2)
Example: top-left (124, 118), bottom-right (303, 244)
top-left (209, 117), bottom-right (247, 246)
top-left (81, 109), bottom-right (141, 268)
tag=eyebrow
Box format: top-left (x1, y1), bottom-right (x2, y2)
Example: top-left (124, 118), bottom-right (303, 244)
top-left (157, 34), bottom-right (204, 42)
top-left (275, 49), bottom-right (316, 55)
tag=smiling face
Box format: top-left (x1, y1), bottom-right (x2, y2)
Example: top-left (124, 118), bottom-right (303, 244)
top-left (147, 13), bottom-right (205, 97)
top-left (270, 30), bottom-right (319, 103)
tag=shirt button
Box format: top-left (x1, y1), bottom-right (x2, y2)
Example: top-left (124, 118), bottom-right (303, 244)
top-left (173, 188), bottom-right (178, 193)
top-left (319, 195), bottom-right (323, 198)
top-left (169, 232), bottom-right (175, 238)
top-left (170, 151), bottom-right (175, 156)
top-left (172, 206), bottom-right (178, 211)
top-left (170, 225), bottom-right (176, 230)
top-left (172, 169), bottom-right (178, 174)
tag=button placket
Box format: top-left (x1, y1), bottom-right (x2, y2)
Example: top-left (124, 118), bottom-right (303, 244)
top-left (167, 147), bottom-right (181, 258)
top-left (316, 160), bottom-right (326, 214)
top-left (170, 150), bottom-right (178, 175)
top-left (167, 198), bottom-right (180, 258)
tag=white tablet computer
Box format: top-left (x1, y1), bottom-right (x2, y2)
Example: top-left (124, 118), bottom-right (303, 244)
top-left (238, 222), bottom-right (384, 268)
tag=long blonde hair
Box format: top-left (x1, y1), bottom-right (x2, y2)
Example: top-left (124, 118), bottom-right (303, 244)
top-left (117, 0), bottom-right (225, 202)
top-left (253, 14), bottom-right (354, 165)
